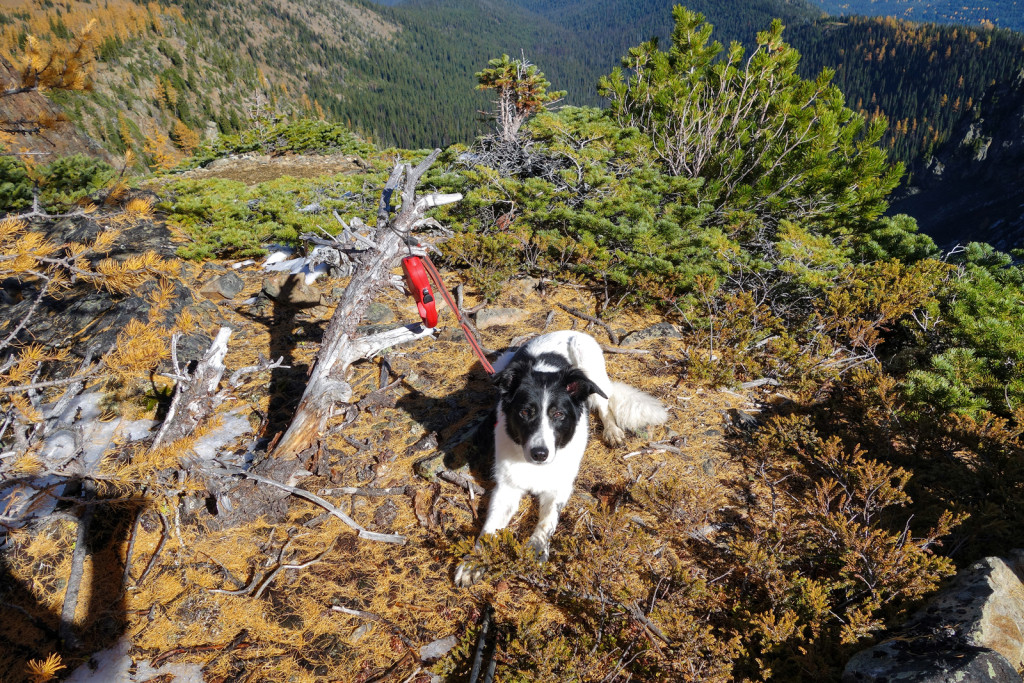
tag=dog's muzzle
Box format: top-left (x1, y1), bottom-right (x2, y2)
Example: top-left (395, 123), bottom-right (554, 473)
top-left (528, 446), bottom-right (550, 463)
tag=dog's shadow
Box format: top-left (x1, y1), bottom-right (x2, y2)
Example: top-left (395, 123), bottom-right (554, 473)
top-left (394, 354), bottom-right (501, 488)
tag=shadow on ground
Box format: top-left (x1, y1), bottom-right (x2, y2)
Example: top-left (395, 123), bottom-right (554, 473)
top-left (0, 488), bottom-right (140, 681)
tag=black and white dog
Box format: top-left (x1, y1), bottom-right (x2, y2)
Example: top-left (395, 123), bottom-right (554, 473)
top-left (455, 330), bottom-right (668, 586)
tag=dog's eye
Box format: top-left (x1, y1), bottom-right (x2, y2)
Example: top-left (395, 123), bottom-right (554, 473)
top-left (519, 408), bottom-right (532, 419)
top-left (551, 411), bottom-right (565, 420)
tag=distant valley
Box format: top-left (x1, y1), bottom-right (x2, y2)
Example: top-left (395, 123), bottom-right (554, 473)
top-left (2, 0), bottom-right (1024, 248)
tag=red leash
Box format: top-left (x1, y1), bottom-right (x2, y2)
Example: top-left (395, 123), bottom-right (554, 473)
top-left (401, 253), bottom-right (495, 375)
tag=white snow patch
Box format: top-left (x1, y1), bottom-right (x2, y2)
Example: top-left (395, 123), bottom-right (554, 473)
top-left (1, 393), bottom-right (155, 532)
top-left (263, 247), bottom-right (331, 284)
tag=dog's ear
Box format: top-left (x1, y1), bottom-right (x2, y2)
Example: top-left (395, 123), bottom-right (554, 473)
top-left (493, 356), bottom-right (529, 396)
top-left (564, 369), bottom-right (607, 402)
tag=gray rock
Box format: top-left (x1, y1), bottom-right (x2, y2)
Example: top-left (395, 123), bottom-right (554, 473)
top-left (475, 306), bottom-right (530, 329)
top-left (200, 271), bottom-right (245, 300)
top-left (419, 635), bottom-right (458, 662)
top-left (844, 641), bottom-right (1020, 682)
top-left (512, 277), bottom-right (543, 299)
top-left (621, 322), bottom-right (682, 346)
top-left (364, 302), bottom-right (396, 324)
top-left (437, 327), bottom-right (467, 343)
top-left (262, 273), bottom-right (322, 306)
top-left (844, 555), bottom-right (1024, 682)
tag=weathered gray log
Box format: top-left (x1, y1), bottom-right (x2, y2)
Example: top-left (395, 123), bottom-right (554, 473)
top-left (272, 150), bottom-right (456, 461)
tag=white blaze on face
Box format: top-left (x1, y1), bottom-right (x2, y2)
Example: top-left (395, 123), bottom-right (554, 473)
top-left (525, 388), bottom-right (557, 462)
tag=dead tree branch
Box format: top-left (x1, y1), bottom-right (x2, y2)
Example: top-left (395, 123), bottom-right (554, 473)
top-left (556, 303), bottom-right (620, 345)
top-left (272, 150), bottom-right (458, 460)
top-left (151, 327), bottom-right (231, 451)
top-left (223, 468), bottom-right (406, 545)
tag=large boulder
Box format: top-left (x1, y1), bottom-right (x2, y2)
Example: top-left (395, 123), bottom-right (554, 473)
top-left (844, 554), bottom-right (1024, 682)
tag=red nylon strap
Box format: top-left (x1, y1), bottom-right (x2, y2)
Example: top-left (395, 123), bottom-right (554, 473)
top-left (420, 254), bottom-right (496, 375)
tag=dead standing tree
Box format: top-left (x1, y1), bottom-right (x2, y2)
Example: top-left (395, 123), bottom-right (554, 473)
top-left (272, 149), bottom-right (456, 464)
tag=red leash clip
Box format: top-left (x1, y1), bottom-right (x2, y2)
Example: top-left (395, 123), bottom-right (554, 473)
top-left (401, 256), bottom-right (438, 328)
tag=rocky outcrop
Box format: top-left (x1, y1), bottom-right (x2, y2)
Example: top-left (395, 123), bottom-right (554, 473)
top-left (891, 69), bottom-right (1024, 251)
top-left (844, 554), bottom-right (1024, 682)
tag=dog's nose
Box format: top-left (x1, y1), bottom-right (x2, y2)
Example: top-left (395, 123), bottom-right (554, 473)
top-left (530, 446), bottom-right (549, 462)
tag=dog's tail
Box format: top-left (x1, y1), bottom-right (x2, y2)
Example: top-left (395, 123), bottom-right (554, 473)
top-left (608, 382), bottom-right (669, 432)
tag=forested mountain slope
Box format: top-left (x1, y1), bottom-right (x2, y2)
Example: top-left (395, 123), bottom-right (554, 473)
top-left (332, 0), bottom-right (822, 146)
top-left (5, 0), bottom-right (1023, 165)
top-left (789, 16), bottom-right (1024, 167)
top-left (809, 0), bottom-right (1024, 32)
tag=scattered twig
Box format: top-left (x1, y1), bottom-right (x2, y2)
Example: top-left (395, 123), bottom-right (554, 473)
top-left (469, 604), bottom-right (494, 683)
top-left (208, 570), bottom-right (264, 596)
top-left (600, 344), bottom-right (649, 355)
top-left (439, 470), bottom-right (485, 497)
top-left (541, 309), bottom-right (555, 334)
top-left (227, 354), bottom-right (290, 388)
top-left (121, 506), bottom-right (142, 589)
top-left (318, 485), bottom-right (411, 497)
top-left (356, 377), bottom-right (403, 413)
top-left (400, 667), bottom-right (424, 683)
top-left (150, 631), bottom-right (253, 668)
top-left (252, 537), bottom-right (335, 600)
top-left (623, 441), bottom-right (685, 459)
top-left (132, 511), bottom-right (168, 589)
top-left (331, 604), bottom-right (417, 650)
top-left (224, 468), bottom-right (406, 544)
top-left (343, 435), bottom-right (371, 452)
top-left (556, 303), bottom-right (619, 345)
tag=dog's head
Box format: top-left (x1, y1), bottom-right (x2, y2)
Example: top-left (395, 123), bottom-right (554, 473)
top-left (495, 356), bottom-right (607, 464)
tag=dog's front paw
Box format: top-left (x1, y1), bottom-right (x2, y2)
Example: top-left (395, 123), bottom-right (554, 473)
top-left (527, 536), bottom-right (550, 563)
top-left (603, 423), bottom-right (626, 447)
top-left (454, 558), bottom-right (486, 587)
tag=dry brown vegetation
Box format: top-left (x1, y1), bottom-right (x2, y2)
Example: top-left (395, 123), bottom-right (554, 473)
top-left (0, 238), bottom-right (961, 681)
top-left (0, 253), bottom-right (756, 680)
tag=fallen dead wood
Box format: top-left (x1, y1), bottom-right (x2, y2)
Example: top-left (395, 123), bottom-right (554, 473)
top-left (319, 485), bottom-right (411, 497)
top-left (150, 327), bottom-right (232, 452)
top-left (150, 629), bottom-right (252, 669)
top-left (223, 468), bottom-right (406, 545)
top-left (439, 470), bottom-right (485, 496)
top-left (469, 604), bottom-right (495, 683)
top-left (600, 344), bottom-right (650, 355)
top-left (331, 605), bottom-right (417, 651)
top-left (556, 303), bottom-right (620, 345)
top-left (152, 328), bottom-right (287, 452)
top-left (272, 150), bottom-right (458, 461)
